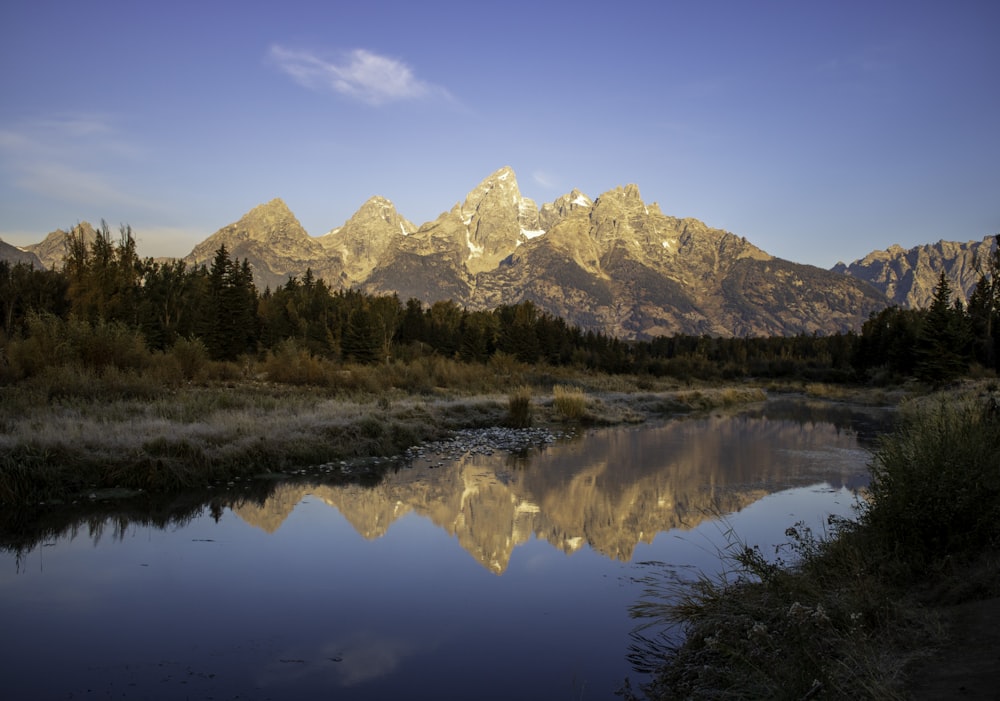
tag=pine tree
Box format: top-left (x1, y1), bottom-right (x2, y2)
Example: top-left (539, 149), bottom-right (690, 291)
top-left (341, 306), bottom-right (380, 364)
top-left (203, 245), bottom-right (259, 361)
top-left (968, 234), bottom-right (1000, 370)
top-left (915, 271), bottom-right (968, 385)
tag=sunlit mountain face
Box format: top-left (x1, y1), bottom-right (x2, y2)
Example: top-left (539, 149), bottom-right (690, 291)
top-left (9, 173), bottom-right (994, 339)
top-left (832, 235), bottom-right (998, 310)
top-left (165, 166), bottom-right (887, 339)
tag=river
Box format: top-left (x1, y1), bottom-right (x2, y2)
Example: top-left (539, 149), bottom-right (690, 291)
top-left (0, 397), bottom-right (891, 700)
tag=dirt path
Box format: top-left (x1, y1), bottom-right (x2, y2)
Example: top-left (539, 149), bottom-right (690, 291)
top-left (907, 597), bottom-right (1000, 700)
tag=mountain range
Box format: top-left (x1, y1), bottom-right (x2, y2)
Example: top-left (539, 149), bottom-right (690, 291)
top-left (4, 167), bottom-right (996, 339)
top-left (832, 236), bottom-right (996, 311)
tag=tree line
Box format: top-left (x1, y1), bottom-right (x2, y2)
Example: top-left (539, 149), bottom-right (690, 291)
top-left (2, 223), bottom-right (998, 384)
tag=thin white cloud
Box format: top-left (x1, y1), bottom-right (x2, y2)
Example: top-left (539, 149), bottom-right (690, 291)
top-left (532, 170), bottom-right (558, 189)
top-left (0, 114), bottom-right (159, 213)
top-left (269, 45), bottom-right (451, 105)
top-left (16, 162), bottom-right (159, 210)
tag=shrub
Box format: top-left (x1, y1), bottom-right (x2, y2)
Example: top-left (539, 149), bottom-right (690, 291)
top-left (263, 339), bottom-right (330, 386)
top-left (5, 312), bottom-right (149, 378)
top-left (861, 394), bottom-right (1000, 572)
top-left (169, 336), bottom-right (210, 382)
top-left (506, 385), bottom-right (533, 428)
top-left (70, 316), bottom-right (149, 373)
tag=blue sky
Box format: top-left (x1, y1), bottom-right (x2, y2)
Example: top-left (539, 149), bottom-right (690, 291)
top-left (1, 0), bottom-right (997, 268)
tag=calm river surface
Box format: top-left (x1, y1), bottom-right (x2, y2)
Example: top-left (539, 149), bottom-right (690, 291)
top-left (0, 398), bottom-right (891, 700)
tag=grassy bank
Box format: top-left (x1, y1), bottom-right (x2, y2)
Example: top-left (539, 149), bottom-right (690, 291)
top-left (628, 382), bottom-right (1000, 700)
top-left (0, 358), bottom-right (768, 506)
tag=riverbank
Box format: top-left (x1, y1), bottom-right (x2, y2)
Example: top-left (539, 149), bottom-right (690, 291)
top-left (628, 381), bottom-right (1000, 700)
top-left (0, 370), bottom-right (772, 506)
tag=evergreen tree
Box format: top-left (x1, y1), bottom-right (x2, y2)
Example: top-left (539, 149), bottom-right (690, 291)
top-left (396, 298), bottom-right (428, 348)
top-left (459, 310), bottom-right (496, 362)
top-left (915, 272), bottom-right (968, 385)
top-left (0, 261), bottom-right (68, 336)
top-left (854, 306), bottom-right (923, 378)
top-left (427, 300), bottom-right (463, 356)
top-left (202, 245), bottom-right (259, 361)
top-left (137, 259), bottom-right (194, 350)
top-left (341, 306), bottom-right (380, 363)
top-left (967, 234), bottom-right (1000, 370)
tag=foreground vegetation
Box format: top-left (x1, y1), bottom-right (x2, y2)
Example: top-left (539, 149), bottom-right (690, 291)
top-left (627, 383), bottom-right (1000, 700)
top-left (0, 345), bottom-right (772, 506)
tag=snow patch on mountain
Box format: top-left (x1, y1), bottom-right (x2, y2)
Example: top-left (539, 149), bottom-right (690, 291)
top-left (466, 231), bottom-right (484, 259)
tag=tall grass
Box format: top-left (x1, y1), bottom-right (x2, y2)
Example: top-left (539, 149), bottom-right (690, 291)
top-left (552, 384), bottom-right (588, 420)
top-left (506, 385), bottom-right (533, 428)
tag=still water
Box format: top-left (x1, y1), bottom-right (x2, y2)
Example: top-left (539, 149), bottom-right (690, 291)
top-left (0, 399), bottom-right (890, 700)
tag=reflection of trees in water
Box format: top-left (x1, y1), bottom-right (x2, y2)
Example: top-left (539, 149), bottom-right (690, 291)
top-left (744, 397), bottom-right (896, 448)
top-left (0, 479), bottom-right (306, 566)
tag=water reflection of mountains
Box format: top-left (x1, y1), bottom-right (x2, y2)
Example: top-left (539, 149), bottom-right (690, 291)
top-left (236, 405), bottom-right (887, 573)
top-left (2, 401), bottom-right (891, 571)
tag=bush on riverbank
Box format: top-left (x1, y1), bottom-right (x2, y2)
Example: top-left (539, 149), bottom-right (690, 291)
top-left (631, 385), bottom-right (1000, 700)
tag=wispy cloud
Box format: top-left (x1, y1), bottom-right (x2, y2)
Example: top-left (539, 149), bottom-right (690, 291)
top-left (269, 46), bottom-right (451, 105)
top-left (532, 170), bottom-right (559, 190)
top-left (16, 162), bottom-right (157, 210)
top-left (0, 114), bottom-right (157, 212)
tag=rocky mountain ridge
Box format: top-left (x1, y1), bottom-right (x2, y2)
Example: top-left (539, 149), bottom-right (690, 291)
top-left (181, 167), bottom-right (888, 338)
top-left (833, 236), bottom-right (997, 310)
top-left (0, 238), bottom-right (42, 269)
top-left (6, 166), bottom-right (994, 338)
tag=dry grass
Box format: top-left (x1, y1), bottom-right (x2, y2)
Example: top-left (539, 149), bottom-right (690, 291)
top-left (0, 345), bottom-right (777, 506)
top-left (629, 520), bottom-right (944, 700)
top-left (506, 385), bottom-right (533, 428)
top-left (552, 384), bottom-right (588, 420)
top-left (0, 384), bottom-right (502, 504)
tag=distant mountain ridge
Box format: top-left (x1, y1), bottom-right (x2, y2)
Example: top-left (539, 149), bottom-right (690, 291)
top-left (832, 236), bottom-right (998, 310)
top-left (0, 238), bottom-right (43, 269)
top-left (181, 167), bottom-right (887, 338)
top-left (6, 167), bottom-right (994, 338)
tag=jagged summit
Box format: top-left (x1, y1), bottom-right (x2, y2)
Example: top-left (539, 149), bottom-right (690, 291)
top-left (184, 197), bottom-right (324, 290)
top-left (455, 166), bottom-right (536, 272)
top-left (19, 222), bottom-right (99, 270)
top-left (319, 195), bottom-right (416, 281)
